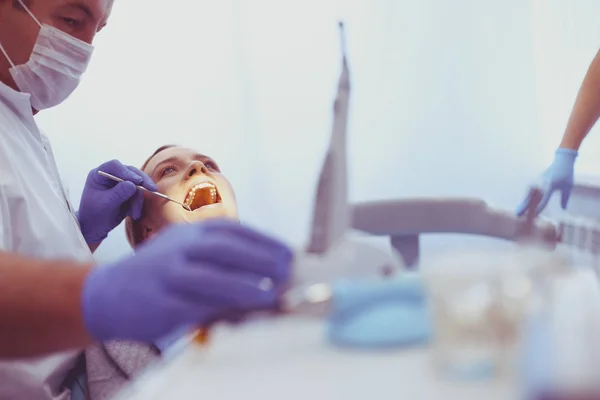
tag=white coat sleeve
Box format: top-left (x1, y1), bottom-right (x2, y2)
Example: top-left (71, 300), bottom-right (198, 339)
top-left (0, 192), bottom-right (9, 251)
top-left (0, 136), bottom-right (15, 252)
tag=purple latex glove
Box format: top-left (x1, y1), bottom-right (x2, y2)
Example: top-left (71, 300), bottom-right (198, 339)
top-left (154, 325), bottom-right (191, 353)
top-left (77, 159), bottom-right (157, 244)
top-left (82, 219), bottom-right (293, 342)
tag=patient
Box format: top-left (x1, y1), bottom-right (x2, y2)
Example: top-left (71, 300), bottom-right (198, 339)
top-left (124, 144), bottom-right (238, 244)
top-left (84, 145), bottom-right (239, 400)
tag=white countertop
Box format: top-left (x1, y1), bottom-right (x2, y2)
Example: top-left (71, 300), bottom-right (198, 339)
top-left (117, 268), bottom-right (600, 400)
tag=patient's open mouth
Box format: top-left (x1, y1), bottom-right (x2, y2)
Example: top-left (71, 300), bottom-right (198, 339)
top-left (184, 182), bottom-right (222, 211)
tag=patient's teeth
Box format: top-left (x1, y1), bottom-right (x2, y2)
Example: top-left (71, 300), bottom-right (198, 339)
top-left (184, 182), bottom-right (219, 209)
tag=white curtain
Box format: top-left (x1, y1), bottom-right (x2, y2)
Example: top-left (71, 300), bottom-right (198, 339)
top-left (34, 0), bottom-right (599, 263)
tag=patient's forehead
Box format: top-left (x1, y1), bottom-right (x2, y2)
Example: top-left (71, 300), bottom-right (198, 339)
top-left (144, 147), bottom-right (213, 174)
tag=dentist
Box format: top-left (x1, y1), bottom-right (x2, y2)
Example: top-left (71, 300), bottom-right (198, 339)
top-left (0, 0), bottom-right (292, 399)
top-left (517, 49), bottom-right (600, 216)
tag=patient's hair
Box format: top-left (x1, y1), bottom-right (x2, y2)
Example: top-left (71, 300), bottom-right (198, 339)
top-left (125, 145), bottom-right (176, 248)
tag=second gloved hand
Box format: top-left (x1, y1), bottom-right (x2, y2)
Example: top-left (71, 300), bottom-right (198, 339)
top-left (77, 159), bottom-right (157, 244)
top-left (82, 219), bottom-right (293, 343)
top-left (516, 148), bottom-right (578, 217)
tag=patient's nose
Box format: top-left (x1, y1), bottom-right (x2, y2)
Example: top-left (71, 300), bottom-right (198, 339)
top-left (186, 161), bottom-right (208, 179)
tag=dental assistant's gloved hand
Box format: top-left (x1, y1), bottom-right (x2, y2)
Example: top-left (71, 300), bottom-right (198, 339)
top-left (516, 148), bottom-right (578, 217)
top-left (77, 159), bottom-right (157, 244)
top-left (82, 219), bottom-right (293, 342)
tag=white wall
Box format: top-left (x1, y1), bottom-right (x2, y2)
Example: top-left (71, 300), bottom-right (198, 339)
top-left (33, 0), bottom-right (600, 264)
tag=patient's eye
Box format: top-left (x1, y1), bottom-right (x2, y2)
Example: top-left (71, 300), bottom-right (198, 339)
top-left (204, 161), bottom-right (219, 172)
top-left (160, 165), bottom-right (177, 177)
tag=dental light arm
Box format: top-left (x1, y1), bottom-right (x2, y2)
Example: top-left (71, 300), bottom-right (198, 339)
top-left (352, 197), bottom-right (559, 267)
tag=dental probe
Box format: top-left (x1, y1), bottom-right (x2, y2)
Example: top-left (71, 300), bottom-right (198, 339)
top-left (97, 170), bottom-right (192, 211)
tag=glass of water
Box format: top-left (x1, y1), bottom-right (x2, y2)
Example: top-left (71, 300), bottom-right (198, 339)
top-left (423, 248), bottom-right (550, 381)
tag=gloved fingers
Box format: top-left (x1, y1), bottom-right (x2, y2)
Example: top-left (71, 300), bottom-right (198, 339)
top-left (534, 183), bottom-right (554, 216)
top-left (184, 225), bottom-right (293, 284)
top-left (199, 219), bottom-right (294, 280)
top-left (515, 191), bottom-right (531, 217)
top-left (560, 187), bottom-right (572, 209)
top-left (517, 182), bottom-right (554, 217)
top-left (161, 298), bottom-right (218, 332)
top-left (167, 265), bottom-right (279, 311)
top-left (130, 298), bottom-right (214, 342)
top-left (93, 159), bottom-right (144, 187)
top-left (202, 220), bottom-right (293, 256)
top-left (126, 190), bottom-right (145, 220)
top-left (108, 181), bottom-right (138, 204)
top-left (126, 165), bottom-right (157, 192)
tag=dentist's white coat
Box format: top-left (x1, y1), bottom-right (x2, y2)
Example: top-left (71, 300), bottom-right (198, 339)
top-left (0, 81), bottom-right (93, 399)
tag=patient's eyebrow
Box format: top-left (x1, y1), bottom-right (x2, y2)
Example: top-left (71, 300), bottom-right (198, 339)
top-left (151, 156), bottom-right (179, 177)
top-left (194, 153), bottom-right (213, 163)
top-left (194, 154), bottom-right (220, 171)
top-left (152, 154), bottom-right (220, 178)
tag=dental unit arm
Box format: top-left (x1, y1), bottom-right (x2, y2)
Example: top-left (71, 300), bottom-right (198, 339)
top-left (351, 194), bottom-right (558, 268)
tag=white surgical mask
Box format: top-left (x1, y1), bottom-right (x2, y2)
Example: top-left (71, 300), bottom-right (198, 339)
top-left (0, 0), bottom-right (94, 110)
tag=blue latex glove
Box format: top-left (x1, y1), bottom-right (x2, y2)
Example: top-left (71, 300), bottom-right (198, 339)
top-left (327, 273), bottom-right (432, 348)
top-left (77, 159), bottom-right (157, 244)
top-left (516, 148), bottom-right (578, 217)
top-left (82, 219), bottom-right (293, 342)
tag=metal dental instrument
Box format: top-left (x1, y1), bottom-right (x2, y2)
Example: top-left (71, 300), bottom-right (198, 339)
top-left (306, 21), bottom-right (351, 254)
top-left (280, 282), bottom-right (333, 316)
top-left (97, 170), bottom-right (192, 211)
top-left (191, 21), bottom-right (353, 346)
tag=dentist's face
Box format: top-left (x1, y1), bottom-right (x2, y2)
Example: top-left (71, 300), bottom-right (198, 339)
top-left (140, 147), bottom-right (238, 240)
top-left (0, 0), bottom-right (113, 90)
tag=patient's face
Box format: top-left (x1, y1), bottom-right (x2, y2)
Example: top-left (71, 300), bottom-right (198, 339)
top-left (140, 147), bottom-right (238, 236)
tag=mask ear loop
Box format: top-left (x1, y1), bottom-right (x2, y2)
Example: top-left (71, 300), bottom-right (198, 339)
top-left (0, 43), bottom-right (16, 69)
top-left (0, 0), bottom-right (44, 70)
top-left (15, 0), bottom-right (43, 27)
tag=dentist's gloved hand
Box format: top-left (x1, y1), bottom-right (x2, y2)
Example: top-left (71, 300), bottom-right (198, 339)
top-left (82, 219), bottom-right (293, 342)
top-left (516, 148), bottom-right (578, 217)
top-left (77, 159), bottom-right (157, 244)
